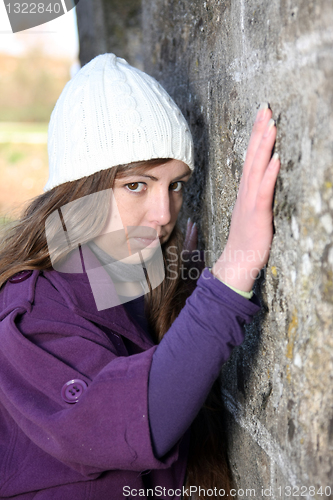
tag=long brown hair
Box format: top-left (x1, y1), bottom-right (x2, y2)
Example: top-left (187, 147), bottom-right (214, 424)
top-left (0, 159), bottom-right (232, 498)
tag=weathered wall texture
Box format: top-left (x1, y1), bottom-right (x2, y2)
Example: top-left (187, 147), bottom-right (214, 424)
top-left (142, 0), bottom-right (333, 496)
top-left (76, 0), bottom-right (142, 68)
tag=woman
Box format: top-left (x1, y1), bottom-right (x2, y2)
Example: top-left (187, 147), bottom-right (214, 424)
top-left (0, 54), bottom-right (279, 499)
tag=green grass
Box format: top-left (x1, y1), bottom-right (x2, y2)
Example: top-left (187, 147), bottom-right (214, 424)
top-left (0, 122), bottom-right (48, 144)
top-left (8, 149), bottom-right (25, 164)
top-left (0, 122), bottom-right (48, 134)
top-left (0, 143), bottom-right (26, 164)
top-left (0, 215), bottom-right (13, 228)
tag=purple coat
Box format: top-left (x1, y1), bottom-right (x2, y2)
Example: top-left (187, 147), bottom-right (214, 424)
top-left (0, 247), bottom-right (260, 499)
top-left (0, 249), bottom-right (189, 500)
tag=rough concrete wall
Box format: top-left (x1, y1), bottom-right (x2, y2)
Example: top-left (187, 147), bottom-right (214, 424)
top-left (142, 0), bottom-right (333, 496)
top-left (76, 0), bottom-right (142, 68)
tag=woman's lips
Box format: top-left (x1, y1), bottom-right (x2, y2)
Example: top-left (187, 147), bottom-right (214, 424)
top-left (126, 227), bottom-right (163, 251)
top-left (129, 236), bottom-right (160, 249)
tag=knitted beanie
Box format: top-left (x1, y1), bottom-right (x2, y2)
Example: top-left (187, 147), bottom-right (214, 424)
top-left (45, 53), bottom-right (194, 191)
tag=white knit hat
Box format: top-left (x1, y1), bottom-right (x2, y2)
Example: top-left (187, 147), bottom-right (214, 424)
top-left (45, 53), bottom-right (194, 191)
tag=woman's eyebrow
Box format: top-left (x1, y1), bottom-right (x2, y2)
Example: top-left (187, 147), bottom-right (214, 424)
top-left (171, 171), bottom-right (192, 182)
top-left (122, 171), bottom-right (191, 182)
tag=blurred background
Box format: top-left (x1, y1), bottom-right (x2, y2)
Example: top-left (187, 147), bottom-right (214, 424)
top-left (1, 0), bottom-right (332, 492)
top-left (0, 5), bottom-right (79, 223)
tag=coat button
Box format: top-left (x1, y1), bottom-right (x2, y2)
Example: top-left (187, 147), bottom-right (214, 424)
top-left (61, 379), bottom-right (88, 404)
top-left (9, 270), bottom-right (33, 283)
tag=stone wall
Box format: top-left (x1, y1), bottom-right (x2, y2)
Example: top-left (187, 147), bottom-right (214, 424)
top-left (76, 0), bottom-right (142, 68)
top-left (142, 0), bottom-right (333, 496)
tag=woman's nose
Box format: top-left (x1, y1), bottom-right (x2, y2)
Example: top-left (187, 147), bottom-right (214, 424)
top-left (147, 187), bottom-right (171, 226)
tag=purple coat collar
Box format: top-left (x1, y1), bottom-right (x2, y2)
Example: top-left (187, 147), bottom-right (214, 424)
top-left (42, 245), bottom-right (154, 351)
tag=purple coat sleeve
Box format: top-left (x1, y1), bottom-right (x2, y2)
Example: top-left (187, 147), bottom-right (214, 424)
top-left (148, 268), bottom-right (261, 457)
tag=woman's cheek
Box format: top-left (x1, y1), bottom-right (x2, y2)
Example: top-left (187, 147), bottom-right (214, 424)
top-left (114, 196), bottom-right (137, 227)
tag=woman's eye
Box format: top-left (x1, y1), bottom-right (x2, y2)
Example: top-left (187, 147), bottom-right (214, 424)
top-left (169, 181), bottom-right (183, 192)
top-left (125, 182), bottom-right (145, 192)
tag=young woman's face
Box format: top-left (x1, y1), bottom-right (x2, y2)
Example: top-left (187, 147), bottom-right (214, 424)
top-left (94, 159), bottom-right (191, 261)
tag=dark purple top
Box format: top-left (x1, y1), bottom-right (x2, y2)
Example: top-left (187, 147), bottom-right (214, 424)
top-left (0, 247), bottom-right (260, 499)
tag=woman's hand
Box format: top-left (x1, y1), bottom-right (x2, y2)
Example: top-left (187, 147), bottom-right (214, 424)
top-left (183, 218), bottom-right (198, 252)
top-left (211, 104), bottom-right (280, 292)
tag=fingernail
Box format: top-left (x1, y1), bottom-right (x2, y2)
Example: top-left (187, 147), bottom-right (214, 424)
top-left (269, 152), bottom-right (279, 168)
top-left (263, 118), bottom-right (275, 137)
top-left (190, 222), bottom-right (197, 241)
top-left (257, 102), bottom-right (269, 122)
top-left (187, 217), bottom-right (191, 226)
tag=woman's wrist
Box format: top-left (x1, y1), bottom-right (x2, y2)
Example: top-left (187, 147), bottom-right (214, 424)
top-left (211, 250), bottom-right (256, 293)
top-left (208, 268), bottom-right (253, 299)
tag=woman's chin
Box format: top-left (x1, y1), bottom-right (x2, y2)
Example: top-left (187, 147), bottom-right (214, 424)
top-left (92, 235), bottom-right (161, 265)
